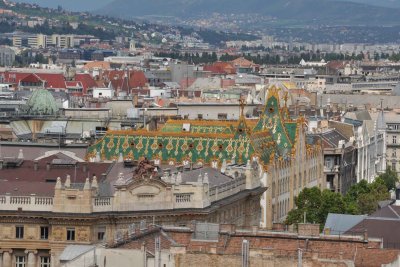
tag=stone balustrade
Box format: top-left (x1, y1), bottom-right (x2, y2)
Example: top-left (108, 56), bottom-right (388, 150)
top-left (0, 195), bottom-right (53, 211)
top-left (207, 176), bottom-right (246, 202)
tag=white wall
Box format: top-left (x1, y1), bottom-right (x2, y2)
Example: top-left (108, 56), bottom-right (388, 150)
top-left (93, 88), bottom-right (113, 98)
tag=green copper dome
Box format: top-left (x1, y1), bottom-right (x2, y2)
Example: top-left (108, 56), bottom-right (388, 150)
top-left (26, 89), bottom-right (58, 115)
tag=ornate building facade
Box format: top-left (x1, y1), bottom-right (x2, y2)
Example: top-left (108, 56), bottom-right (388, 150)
top-left (87, 86), bottom-right (324, 228)
top-left (0, 86), bottom-right (323, 267)
top-left (0, 150), bottom-right (264, 267)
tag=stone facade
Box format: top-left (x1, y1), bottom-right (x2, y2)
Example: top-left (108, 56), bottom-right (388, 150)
top-left (0, 159), bottom-right (264, 267)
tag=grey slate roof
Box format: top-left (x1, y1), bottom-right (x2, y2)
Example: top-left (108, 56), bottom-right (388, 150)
top-left (324, 213), bottom-right (366, 235)
top-left (59, 245), bottom-right (95, 261)
top-left (180, 167), bottom-right (233, 187)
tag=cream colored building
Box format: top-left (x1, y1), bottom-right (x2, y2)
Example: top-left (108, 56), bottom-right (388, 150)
top-left (12, 34), bottom-right (74, 49)
top-left (0, 156), bottom-right (264, 267)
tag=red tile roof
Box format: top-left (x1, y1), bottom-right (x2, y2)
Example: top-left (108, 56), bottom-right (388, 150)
top-left (0, 71), bottom-right (66, 89)
top-left (36, 73), bottom-right (66, 89)
top-left (204, 62), bottom-right (236, 75)
top-left (102, 70), bottom-right (148, 93)
top-left (74, 73), bottom-right (98, 94)
top-left (20, 73), bottom-right (43, 84)
top-left (129, 71), bottom-right (147, 89)
top-left (65, 81), bottom-right (83, 87)
top-left (231, 57), bottom-right (258, 68)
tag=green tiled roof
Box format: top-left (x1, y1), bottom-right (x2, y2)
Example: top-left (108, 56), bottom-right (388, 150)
top-left (253, 93), bottom-right (297, 155)
top-left (87, 87), bottom-right (299, 167)
top-left (88, 132), bottom-right (254, 165)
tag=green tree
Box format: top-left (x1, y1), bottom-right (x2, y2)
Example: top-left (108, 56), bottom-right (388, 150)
top-left (377, 168), bottom-right (398, 191)
top-left (286, 177), bottom-right (391, 228)
top-left (318, 190), bottom-right (346, 223)
top-left (285, 187), bottom-right (322, 225)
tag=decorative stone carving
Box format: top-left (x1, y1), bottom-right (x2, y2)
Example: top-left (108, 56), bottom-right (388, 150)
top-left (52, 226), bottom-right (64, 241)
top-left (26, 226), bottom-right (37, 240)
top-left (2, 225), bottom-right (11, 239)
top-left (132, 159), bottom-right (159, 181)
top-left (76, 227), bottom-right (90, 242)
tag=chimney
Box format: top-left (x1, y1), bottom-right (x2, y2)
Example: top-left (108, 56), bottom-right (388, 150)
top-left (176, 172), bottom-right (182, 185)
top-left (133, 94), bottom-right (138, 107)
top-left (33, 160), bottom-right (38, 171)
top-left (46, 162), bottom-right (50, 171)
top-left (17, 149), bottom-right (24, 159)
top-left (55, 177), bottom-right (62, 189)
top-left (197, 173), bottom-right (203, 183)
top-left (83, 178), bottom-right (91, 190)
top-left (65, 175), bottom-right (71, 188)
top-left (92, 175), bottom-right (98, 189)
top-left (82, 163), bottom-right (87, 173)
top-left (203, 173), bottom-right (209, 184)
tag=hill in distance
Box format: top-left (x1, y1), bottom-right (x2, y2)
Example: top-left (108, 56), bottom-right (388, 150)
top-left (336, 0), bottom-right (400, 8)
top-left (10, 0), bottom-right (113, 11)
top-left (96, 0), bottom-right (400, 26)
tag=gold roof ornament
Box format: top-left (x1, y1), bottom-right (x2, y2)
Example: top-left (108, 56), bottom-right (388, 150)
top-left (239, 97), bottom-right (246, 118)
top-left (283, 91), bottom-right (289, 108)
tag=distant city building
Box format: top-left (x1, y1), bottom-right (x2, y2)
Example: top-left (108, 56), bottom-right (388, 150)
top-left (12, 33), bottom-right (75, 48)
top-left (0, 46), bottom-right (14, 66)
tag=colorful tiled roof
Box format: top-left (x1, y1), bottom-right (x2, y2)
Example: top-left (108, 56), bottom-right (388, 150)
top-left (87, 86), bottom-right (299, 168)
top-left (253, 89), bottom-right (297, 155)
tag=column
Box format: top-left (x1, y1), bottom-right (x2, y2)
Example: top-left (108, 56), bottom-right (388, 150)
top-left (24, 250), bottom-right (37, 267)
top-left (50, 253), bottom-right (56, 267)
top-left (1, 250), bottom-right (12, 267)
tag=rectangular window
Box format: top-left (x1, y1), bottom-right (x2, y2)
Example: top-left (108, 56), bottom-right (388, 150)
top-left (217, 113), bottom-right (227, 120)
top-left (98, 232), bottom-right (105, 241)
top-left (393, 136), bottom-right (397, 144)
top-left (393, 162), bottom-right (397, 171)
top-left (197, 114), bottom-right (203, 119)
top-left (15, 256), bottom-right (25, 267)
top-left (66, 228), bottom-right (75, 241)
top-left (393, 149), bottom-right (397, 157)
top-left (40, 226), bottom-right (49, 240)
top-left (40, 257), bottom-right (50, 267)
top-left (16, 226), bottom-right (24, 239)
top-left (97, 226), bottom-right (106, 241)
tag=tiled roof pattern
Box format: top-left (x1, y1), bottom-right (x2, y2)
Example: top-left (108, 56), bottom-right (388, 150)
top-left (87, 87), bottom-right (300, 167)
top-left (0, 71), bottom-right (66, 89)
top-left (74, 73), bottom-right (98, 94)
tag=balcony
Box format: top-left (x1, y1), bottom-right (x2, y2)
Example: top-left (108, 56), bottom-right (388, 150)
top-left (0, 195), bottom-right (53, 211)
